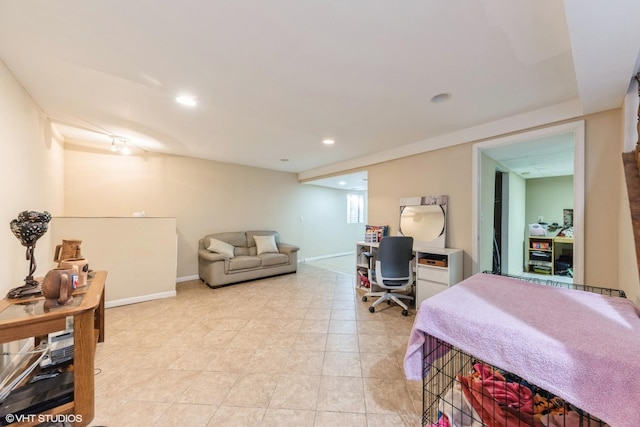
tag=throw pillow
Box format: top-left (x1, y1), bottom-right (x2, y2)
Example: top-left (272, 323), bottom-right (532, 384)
top-left (207, 238), bottom-right (235, 258)
top-left (254, 234), bottom-right (278, 255)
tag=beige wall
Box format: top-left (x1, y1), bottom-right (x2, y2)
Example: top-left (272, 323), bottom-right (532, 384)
top-left (63, 146), bottom-right (363, 278)
top-left (49, 217), bottom-right (177, 305)
top-left (526, 176), bottom-right (574, 226)
top-left (583, 110), bottom-right (624, 289)
top-left (367, 143), bottom-right (474, 277)
top-left (0, 60), bottom-right (64, 298)
top-left (367, 108), bottom-right (640, 300)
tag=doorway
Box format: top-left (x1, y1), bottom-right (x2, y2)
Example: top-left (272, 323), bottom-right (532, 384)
top-left (471, 121), bottom-right (585, 283)
top-left (492, 170), bottom-right (509, 274)
top-left (301, 171), bottom-right (368, 263)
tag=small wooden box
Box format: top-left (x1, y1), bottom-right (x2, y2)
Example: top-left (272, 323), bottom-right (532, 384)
top-left (418, 258), bottom-right (447, 267)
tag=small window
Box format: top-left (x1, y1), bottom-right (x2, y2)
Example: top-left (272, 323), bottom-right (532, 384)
top-left (347, 194), bottom-right (364, 224)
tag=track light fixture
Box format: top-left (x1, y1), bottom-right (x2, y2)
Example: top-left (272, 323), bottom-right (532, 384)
top-left (109, 136), bottom-right (132, 155)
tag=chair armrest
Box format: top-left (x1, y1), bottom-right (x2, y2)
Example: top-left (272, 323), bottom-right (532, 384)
top-left (277, 243), bottom-right (300, 255)
top-left (198, 249), bottom-right (228, 262)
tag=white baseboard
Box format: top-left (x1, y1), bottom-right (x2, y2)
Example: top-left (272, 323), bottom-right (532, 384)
top-left (301, 251), bottom-right (355, 263)
top-left (177, 275), bottom-right (200, 283)
top-left (105, 291), bottom-right (177, 308)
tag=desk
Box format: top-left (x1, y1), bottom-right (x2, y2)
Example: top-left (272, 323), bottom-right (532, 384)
top-left (355, 241), bottom-right (463, 308)
top-left (0, 271), bottom-right (106, 427)
top-left (527, 234), bottom-right (574, 276)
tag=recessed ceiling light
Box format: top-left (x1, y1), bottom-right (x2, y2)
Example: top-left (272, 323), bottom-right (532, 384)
top-left (339, 181), bottom-right (346, 186)
top-left (430, 93), bottom-right (452, 104)
top-left (322, 139), bottom-right (335, 145)
top-left (176, 95), bottom-right (197, 106)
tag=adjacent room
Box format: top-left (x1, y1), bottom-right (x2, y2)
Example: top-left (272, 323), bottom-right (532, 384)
top-left (1, 2), bottom-right (639, 426)
top-left (480, 132), bottom-right (577, 282)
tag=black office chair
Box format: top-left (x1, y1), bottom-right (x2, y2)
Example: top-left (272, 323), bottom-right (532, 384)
top-left (368, 236), bottom-right (414, 316)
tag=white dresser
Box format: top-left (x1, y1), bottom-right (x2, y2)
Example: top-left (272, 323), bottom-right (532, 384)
top-left (357, 194), bottom-right (464, 311)
top-left (414, 245), bottom-right (463, 307)
top-left (355, 241), bottom-right (463, 308)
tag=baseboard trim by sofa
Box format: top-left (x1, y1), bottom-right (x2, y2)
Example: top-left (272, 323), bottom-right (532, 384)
top-left (301, 251), bottom-right (354, 263)
top-left (105, 291), bottom-right (177, 308)
top-left (177, 274), bottom-right (200, 283)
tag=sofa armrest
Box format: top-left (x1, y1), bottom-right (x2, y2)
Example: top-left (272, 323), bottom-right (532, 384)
top-left (198, 248), bottom-right (228, 262)
top-left (277, 243), bottom-right (300, 255)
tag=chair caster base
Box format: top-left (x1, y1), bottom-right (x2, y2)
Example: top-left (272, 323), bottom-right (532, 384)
top-left (369, 306), bottom-right (375, 313)
top-left (362, 296), bottom-right (368, 302)
top-left (402, 309), bottom-right (409, 316)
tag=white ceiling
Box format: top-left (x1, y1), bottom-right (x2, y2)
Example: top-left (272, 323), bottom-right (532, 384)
top-left (303, 171), bottom-right (368, 192)
top-left (0, 1), bottom-right (639, 185)
top-left (483, 133), bottom-right (575, 179)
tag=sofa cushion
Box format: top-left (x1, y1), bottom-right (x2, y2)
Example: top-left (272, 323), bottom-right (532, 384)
top-left (247, 230), bottom-right (280, 247)
top-left (207, 238), bottom-right (235, 258)
top-left (235, 247), bottom-right (250, 256)
top-left (259, 253), bottom-right (289, 267)
top-left (211, 231), bottom-right (248, 248)
top-left (228, 256), bottom-right (261, 271)
top-left (254, 234), bottom-right (278, 255)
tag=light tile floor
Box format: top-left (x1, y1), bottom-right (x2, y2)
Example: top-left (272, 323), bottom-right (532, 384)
top-left (91, 261), bottom-right (422, 426)
top-left (304, 254), bottom-right (356, 276)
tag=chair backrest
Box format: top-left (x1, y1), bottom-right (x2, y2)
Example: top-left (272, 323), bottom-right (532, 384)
top-left (377, 236), bottom-right (414, 279)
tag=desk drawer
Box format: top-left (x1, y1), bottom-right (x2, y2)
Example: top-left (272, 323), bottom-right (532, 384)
top-left (416, 279), bottom-right (448, 307)
top-left (417, 265), bottom-right (448, 284)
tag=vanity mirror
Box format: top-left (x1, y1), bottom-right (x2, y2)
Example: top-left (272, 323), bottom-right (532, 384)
top-left (399, 195), bottom-right (447, 248)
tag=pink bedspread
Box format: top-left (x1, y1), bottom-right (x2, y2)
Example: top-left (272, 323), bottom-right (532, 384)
top-left (403, 273), bottom-right (640, 427)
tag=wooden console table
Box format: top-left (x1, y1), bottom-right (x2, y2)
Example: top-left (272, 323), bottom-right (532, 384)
top-left (0, 271), bottom-right (106, 427)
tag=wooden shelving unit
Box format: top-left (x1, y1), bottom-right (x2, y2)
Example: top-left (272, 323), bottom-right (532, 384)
top-left (527, 236), bottom-right (573, 276)
top-left (527, 236), bottom-right (554, 275)
top-left (0, 271), bottom-right (106, 427)
top-left (355, 241), bottom-right (384, 299)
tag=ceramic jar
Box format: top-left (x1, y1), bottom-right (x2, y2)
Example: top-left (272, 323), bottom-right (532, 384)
top-left (58, 257), bottom-right (89, 287)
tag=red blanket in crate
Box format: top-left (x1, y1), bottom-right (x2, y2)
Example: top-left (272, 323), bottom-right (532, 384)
top-left (404, 273), bottom-right (640, 427)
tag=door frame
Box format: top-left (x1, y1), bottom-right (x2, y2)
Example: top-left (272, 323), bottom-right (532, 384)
top-left (471, 120), bottom-right (585, 283)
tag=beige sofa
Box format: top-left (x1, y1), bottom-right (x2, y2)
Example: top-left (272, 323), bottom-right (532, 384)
top-left (198, 230), bottom-right (299, 287)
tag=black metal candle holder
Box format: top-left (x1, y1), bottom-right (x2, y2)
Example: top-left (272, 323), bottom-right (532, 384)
top-left (6, 210), bottom-right (51, 299)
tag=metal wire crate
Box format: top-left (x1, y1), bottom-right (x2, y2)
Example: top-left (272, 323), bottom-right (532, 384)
top-left (422, 338), bottom-right (609, 426)
top-left (481, 271), bottom-right (626, 298)
top-left (420, 273), bottom-right (624, 426)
